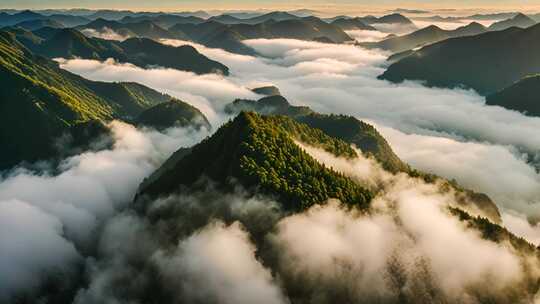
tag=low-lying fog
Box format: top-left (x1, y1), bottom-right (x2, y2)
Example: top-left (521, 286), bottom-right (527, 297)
top-left (56, 32), bottom-right (540, 242)
top-left (2, 24), bottom-right (540, 303)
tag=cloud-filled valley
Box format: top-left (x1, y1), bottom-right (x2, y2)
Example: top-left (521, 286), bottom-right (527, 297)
top-left (2, 10), bottom-right (540, 303)
top-left (58, 35), bottom-right (540, 226)
top-left (0, 122), bottom-right (208, 301)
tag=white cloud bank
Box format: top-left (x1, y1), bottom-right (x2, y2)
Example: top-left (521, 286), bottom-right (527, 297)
top-left (0, 122), bottom-right (207, 301)
top-left (154, 221), bottom-right (287, 304)
top-left (269, 143), bottom-right (532, 302)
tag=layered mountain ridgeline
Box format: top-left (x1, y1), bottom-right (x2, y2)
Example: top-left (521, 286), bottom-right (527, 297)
top-left (380, 24), bottom-right (540, 95)
top-left (486, 75), bottom-right (540, 117)
top-left (330, 17), bottom-right (377, 31)
top-left (363, 13), bottom-right (537, 60)
top-left (208, 11), bottom-right (300, 25)
top-left (224, 94), bottom-right (502, 222)
top-left (137, 112), bottom-right (373, 211)
top-left (13, 19), bottom-right (64, 30)
top-left (360, 22), bottom-right (487, 54)
top-left (7, 27), bottom-right (229, 75)
top-left (0, 9), bottom-right (91, 27)
top-left (412, 12), bottom-right (532, 24)
top-left (135, 98), bottom-right (211, 131)
top-left (0, 30), bottom-right (206, 170)
top-left (41, 14), bottom-right (91, 27)
top-left (119, 14), bottom-right (206, 28)
top-left (371, 13), bottom-right (415, 25)
top-left (170, 17), bottom-right (353, 55)
top-left (3, 10), bottom-right (356, 57)
top-left (0, 10), bottom-right (47, 26)
top-left (76, 18), bottom-right (175, 40)
top-left (488, 13), bottom-right (537, 31)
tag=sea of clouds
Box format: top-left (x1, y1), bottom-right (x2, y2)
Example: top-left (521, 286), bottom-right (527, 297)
top-left (2, 27), bottom-right (540, 302)
top-left (58, 35), bottom-right (540, 233)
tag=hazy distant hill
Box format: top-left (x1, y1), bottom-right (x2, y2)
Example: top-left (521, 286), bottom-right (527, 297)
top-left (488, 13), bottom-right (536, 31)
top-left (331, 17), bottom-right (377, 31)
top-left (13, 19), bottom-right (64, 30)
top-left (120, 14), bottom-right (206, 28)
top-left (0, 10), bottom-right (91, 27)
top-left (85, 9), bottom-right (139, 20)
top-left (209, 11), bottom-right (300, 25)
top-left (323, 13), bottom-right (416, 27)
top-left (413, 12), bottom-right (520, 23)
top-left (77, 18), bottom-right (175, 40)
top-left (360, 22), bottom-right (487, 53)
top-left (486, 75), bottom-right (540, 117)
top-left (0, 10), bottom-right (46, 26)
top-left (375, 13), bottom-right (415, 25)
top-left (46, 14), bottom-right (91, 27)
top-left (171, 16), bottom-right (353, 54)
top-left (380, 24), bottom-right (540, 95)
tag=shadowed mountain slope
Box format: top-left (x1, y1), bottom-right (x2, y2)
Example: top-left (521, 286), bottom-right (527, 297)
top-left (380, 24), bottom-right (540, 95)
top-left (486, 74), bottom-right (540, 117)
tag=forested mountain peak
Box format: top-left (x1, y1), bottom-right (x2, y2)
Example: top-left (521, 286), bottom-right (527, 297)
top-left (136, 111), bottom-right (372, 211)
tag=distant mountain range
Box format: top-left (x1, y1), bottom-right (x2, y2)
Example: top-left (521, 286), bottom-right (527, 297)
top-left (208, 11), bottom-right (300, 25)
top-left (119, 14), bottom-right (207, 28)
top-left (415, 11), bottom-right (540, 23)
top-left (371, 13), bottom-right (415, 25)
top-left (361, 12), bottom-right (538, 55)
top-left (171, 17), bottom-right (354, 55)
top-left (488, 13), bottom-right (536, 31)
top-left (380, 23), bottom-right (540, 95)
top-left (13, 19), bottom-right (64, 30)
top-left (0, 30), bottom-right (207, 169)
top-left (0, 10), bottom-right (423, 56)
top-left (0, 10), bottom-right (91, 27)
top-left (76, 18), bottom-right (176, 39)
top-left (360, 22), bottom-right (487, 53)
top-left (330, 17), bottom-right (377, 31)
top-left (5, 27), bottom-right (229, 75)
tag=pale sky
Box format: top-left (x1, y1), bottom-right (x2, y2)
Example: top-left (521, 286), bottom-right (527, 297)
top-left (2, 0), bottom-right (540, 14)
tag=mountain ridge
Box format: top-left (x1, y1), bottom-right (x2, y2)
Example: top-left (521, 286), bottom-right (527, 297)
top-left (9, 27), bottom-right (230, 75)
top-left (380, 23), bottom-right (540, 95)
top-left (0, 29), bottom-right (206, 169)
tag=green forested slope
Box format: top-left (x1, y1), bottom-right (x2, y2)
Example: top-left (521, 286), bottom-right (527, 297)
top-left (0, 30), bottom-right (174, 169)
top-left (137, 112), bottom-right (373, 211)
